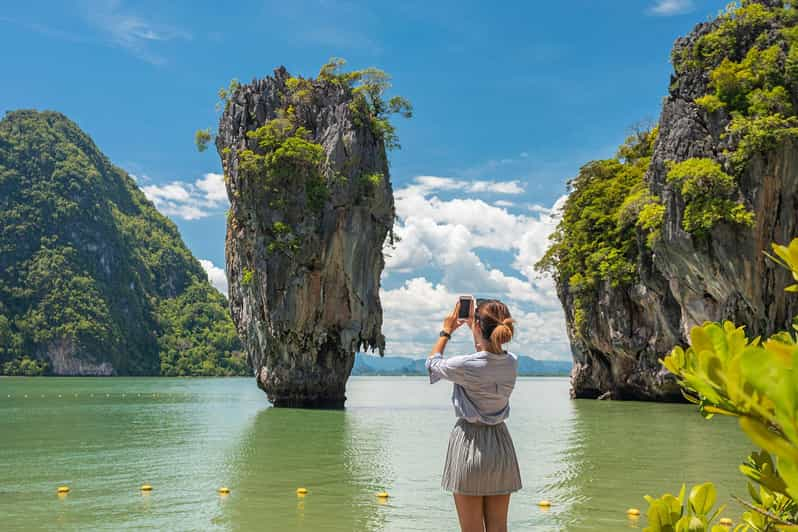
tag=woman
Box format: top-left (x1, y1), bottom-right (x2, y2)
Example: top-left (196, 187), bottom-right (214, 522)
top-left (426, 297), bottom-right (522, 532)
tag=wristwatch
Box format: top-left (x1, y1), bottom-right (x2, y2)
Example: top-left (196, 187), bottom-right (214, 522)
top-left (439, 330), bottom-right (452, 339)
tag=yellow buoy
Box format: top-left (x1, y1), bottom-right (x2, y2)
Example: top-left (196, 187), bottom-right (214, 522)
top-left (57, 486), bottom-right (70, 494)
top-left (140, 484), bottom-right (152, 492)
top-left (719, 517), bottom-right (733, 526)
top-left (218, 487), bottom-right (230, 495)
top-left (296, 487), bottom-right (308, 495)
top-left (627, 508), bottom-right (641, 517)
top-left (377, 491), bottom-right (389, 499)
top-left (538, 500), bottom-right (552, 507)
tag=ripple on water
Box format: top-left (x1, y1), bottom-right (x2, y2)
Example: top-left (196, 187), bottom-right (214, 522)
top-left (0, 376), bottom-right (749, 531)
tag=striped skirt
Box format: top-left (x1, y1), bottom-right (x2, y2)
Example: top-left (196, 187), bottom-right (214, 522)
top-left (441, 418), bottom-right (522, 496)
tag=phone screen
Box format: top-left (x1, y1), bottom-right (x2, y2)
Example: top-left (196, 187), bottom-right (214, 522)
top-left (458, 297), bottom-right (472, 319)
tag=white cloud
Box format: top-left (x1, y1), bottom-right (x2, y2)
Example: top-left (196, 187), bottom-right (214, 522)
top-left (83, 0), bottom-right (191, 64)
top-left (195, 172), bottom-right (228, 203)
top-left (409, 175), bottom-right (524, 196)
top-left (142, 173), bottom-right (227, 220)
top-left (468, 180), bottom-right (524, 194)
top-left (380, 175), bottom-right (570, 360)
top-left (648, 0), bottom-right (694, 16)
top-left (200, 259), bottom-right (228, 295)
top-left (494, 200), bottom-right (514, 208)
top-left (380, 278), bottom-right (569, 361)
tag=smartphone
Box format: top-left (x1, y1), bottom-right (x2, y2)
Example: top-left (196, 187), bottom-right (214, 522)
top-left (458, 296), bottom-right (473, 319)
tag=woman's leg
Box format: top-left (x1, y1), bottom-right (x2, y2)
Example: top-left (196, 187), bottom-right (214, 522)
top-left (453, 493), bottom-right (485, 532)
top-left (483, 494), bottom-right (511, 532)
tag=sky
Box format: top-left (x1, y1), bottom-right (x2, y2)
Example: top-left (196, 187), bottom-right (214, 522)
top-left (0, 0), bottom-right (730, 360)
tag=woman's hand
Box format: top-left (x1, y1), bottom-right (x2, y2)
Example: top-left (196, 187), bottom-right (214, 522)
top-left (442, 302), bottom-right (465, 335)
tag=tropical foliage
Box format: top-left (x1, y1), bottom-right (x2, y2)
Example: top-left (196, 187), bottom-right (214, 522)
top-left (157, 280), bottom-right (247, 376)
top-left (686, 1), bottom-right (798, 172)
top-left (316, 57), bottom-right (412, 150)
top-left (535, 127), bottom-right (659, 333)
top-left (211, 59), bottom-right (410, 257)
top-left (666, 158), bottom-right (754, 235)
top-left (644, 238), bottom-right (798, 531)
top-left (644, 483), bottom-right (730, 532)
top-left (537, 1), bottom-right (798, 341)
top-left (0, 110), bottom-right (245, 376)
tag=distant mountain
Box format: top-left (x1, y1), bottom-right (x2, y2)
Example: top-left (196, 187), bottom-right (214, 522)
top-left (351, 353), bottom-right (571, 376)
top-left (0, 110), bottom-right (246, 376)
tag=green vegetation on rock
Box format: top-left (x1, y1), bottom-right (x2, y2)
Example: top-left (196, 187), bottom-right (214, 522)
top-left (538, 2), bottom-right (798, 344)
top-left (239, 119), bottom-right (327, 221)
top-left (208, 59), bottom-right (410, 257)
top-left (316, 57), bottom-right (412, 150)
top-left (686, 1), bottom-right (798, 171)
top-left (536, 128), bottom-right (659, 334)
top-left (157, 281), bottom-right (247, 376)
top-left (195, 128), bottom-right (212, 152)
top-left (666, 158), bottom-right (754, 235)
top-left (0, 110), bottom-right (245, 376)
top-left (673, 1), bottom-right (784, 74)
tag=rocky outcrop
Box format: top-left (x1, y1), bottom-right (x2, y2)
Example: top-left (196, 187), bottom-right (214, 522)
top-left (218, 67), bottom-right (394, 408)
top-left (563, 3), bottom-right (798, 400)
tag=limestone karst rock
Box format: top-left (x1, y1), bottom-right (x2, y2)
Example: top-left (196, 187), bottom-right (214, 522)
top-left (217, 66), bottom-right (396, 407)
top-left (546, 0), bottom-right (798, 400)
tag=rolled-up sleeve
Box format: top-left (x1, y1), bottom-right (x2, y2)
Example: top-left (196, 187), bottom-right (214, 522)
top-left (426, 353), bottom-right (468, 385)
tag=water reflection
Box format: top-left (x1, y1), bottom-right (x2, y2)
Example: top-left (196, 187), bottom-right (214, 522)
top-left (0, 377), bottom-right (754, 531)
top-left (545, 400), bottom-right (751, 531)
top-left (222, 406), bottom-right (391, 531)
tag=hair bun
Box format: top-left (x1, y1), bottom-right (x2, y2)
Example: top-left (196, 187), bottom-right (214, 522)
top-left (490, 320), bottom-right (514, 346)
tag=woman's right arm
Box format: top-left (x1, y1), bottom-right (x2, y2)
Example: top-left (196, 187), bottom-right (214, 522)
top-left (426, 301), bottom-right (468, 384)
top-left (426, 354), bottom-right (468, 385)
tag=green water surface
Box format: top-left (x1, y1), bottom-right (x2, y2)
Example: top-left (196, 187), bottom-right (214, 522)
top-left (0, 376), bottom-right (750, 531)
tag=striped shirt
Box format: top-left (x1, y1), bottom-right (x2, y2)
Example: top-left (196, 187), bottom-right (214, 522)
top-left (426, 351), bottom-right (518, 425)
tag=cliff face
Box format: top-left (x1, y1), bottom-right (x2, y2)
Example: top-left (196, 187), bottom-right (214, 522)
top-left (0, 110), bottom-right (245, 376)
top-left (554, 1), bottom-right (798, 400)
top-left (217, 67), bottom-right (394, 407)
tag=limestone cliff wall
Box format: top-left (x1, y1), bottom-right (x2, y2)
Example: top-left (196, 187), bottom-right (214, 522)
top-left (217, 67), bottom-right (393, 407)
top-left (565, 7), bottom-right (798, 400)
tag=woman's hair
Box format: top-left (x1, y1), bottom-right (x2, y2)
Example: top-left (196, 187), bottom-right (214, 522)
top-left (475, 299), bottom-right (514, 350)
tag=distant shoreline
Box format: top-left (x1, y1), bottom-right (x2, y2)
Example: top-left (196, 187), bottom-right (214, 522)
top-left (351, 353), bottom-right (571, 378)
top-left (1, 354), bottom-right (572, 378)
top-left (349, 373), bottom-right (570, 378)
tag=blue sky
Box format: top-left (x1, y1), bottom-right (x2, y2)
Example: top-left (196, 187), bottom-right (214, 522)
top-left (1, 0), bottom-right (728, 359)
